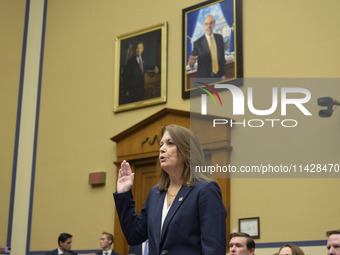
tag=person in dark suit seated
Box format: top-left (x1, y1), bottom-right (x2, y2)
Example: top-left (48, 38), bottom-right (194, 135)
top-left (229, 232), bottom-right (255, 255)
top-left (326, 229), bottom-right (340, 255)
top-left (114, 124), bottom-right (227, 255)
top-left (45, 233), bottom-right (77, 255)
top-left (122, 41), bottom-right (159, 104)
top-left (95, 231), bottom-right (120, 255)
top-left (188, 14), bottom-right (226, 79)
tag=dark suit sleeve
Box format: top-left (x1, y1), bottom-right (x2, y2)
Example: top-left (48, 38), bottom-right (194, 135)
top-left (113, 190), bottom-right (148, 246)
top-left (192, 41), bottom-right (198, 57)
top-left (128, 244), bottom-right (141, 255)
top-left (123, 59), bottom-right (133, 89)
top-left (198, 181), bottom-right (227, 255)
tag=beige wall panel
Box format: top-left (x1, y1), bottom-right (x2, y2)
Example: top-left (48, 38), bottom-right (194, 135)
top-left (243, 0), bottom-right (340, 77)
top-left (0, 0), bottom-right (25, 246)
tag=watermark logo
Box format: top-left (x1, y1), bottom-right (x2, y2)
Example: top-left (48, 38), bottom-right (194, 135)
top-left (200, 83), bottom-right (312, 128)
top-left (197, 82), bottom-right (222, 115)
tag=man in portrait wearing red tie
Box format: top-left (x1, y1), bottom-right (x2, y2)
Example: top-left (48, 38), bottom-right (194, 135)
top-left (96, 232), bottom-right (120, 255)
top-left (188, 14), bottom-right (226, 79)
top-left (122, 41), bottom-right (159, 104)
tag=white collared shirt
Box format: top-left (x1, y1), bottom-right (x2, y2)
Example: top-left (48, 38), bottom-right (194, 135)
top-left (142, 240), bottom-right (148, 255)
top-left (161, 192), bottom-right (171, 234)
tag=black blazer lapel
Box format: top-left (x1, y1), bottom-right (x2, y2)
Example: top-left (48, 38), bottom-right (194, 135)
top-left (133, 57), bottom-right (140, 73)
top-left (202, 36), bottom-right (210, 56)
top-left (150, 190), bottom-right (166, 252)
top-left (160, 185), bottom-right (194, 241)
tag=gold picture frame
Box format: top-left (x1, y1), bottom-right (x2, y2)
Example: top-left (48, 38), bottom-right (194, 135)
top-left (182, 0), bottom-right (243, 99)
top-left (114, 22), bottom-right (167, 112)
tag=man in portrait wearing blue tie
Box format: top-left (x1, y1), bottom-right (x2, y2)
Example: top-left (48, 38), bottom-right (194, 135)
top-left (96, 232), bottom-right (120, 255)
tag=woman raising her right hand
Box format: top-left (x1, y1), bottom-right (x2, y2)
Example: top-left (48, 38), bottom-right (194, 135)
top-left (114, 124), bottom-right (227, 255)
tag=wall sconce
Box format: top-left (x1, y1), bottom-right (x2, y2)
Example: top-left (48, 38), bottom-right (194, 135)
top-left (318, 97), bottom-right (340, 117)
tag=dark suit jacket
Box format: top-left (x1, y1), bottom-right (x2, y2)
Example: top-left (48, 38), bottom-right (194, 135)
top-left (128, 243), bottom-right (142, 255)
top-left (95, 250), bottom-right (121, 255)
top-left (123, 56), bottom-right (145, 103)
top-left (192, 33), bottom-right (226, 78)
top-left (114, 180), bottom-right (227, 255)
top-left (45, 248), bottom-right (78, 255)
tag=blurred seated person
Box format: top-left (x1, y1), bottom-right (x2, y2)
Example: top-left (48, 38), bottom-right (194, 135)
top-left (278, 243), bottom-right (305, 255)
top-left (326, 229), bottom-right (340, 255)
top-left (229, 232), bottom-right (255, 255)
top-left (95, 232), bottom-right (120, 255)
top-left (46, 233), bottom-right (77, 255)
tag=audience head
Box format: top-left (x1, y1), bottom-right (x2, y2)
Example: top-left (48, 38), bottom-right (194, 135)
top-left (229, 232), bottom-right (255, 255)
top-left (58, 233), bottom-right (73, 252)
top-left (327, 229), bottom-right (340, 255)
top-left (279, 243), bottom-right (305, 255)
top-left (100, 231), bottom-right (114, 250)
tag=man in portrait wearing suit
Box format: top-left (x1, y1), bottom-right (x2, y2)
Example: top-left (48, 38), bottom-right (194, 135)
top-left (122, 41), bottom-right (159, 104)
top-left (45, 233), bottom-right (78, 255)
top-left (188, 14), bottom-right (226, 79)
top-left (96, 232), bottom-right (120, 255)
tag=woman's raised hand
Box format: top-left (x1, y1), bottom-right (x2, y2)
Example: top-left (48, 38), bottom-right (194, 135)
top-left (116, 160), bottom-right (135, 193)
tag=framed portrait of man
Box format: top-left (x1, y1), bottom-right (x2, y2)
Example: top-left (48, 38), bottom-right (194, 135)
top-left (182, 0), bottom-right (243, 99)
top-left (114, 22), bottom-right (167, 112)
